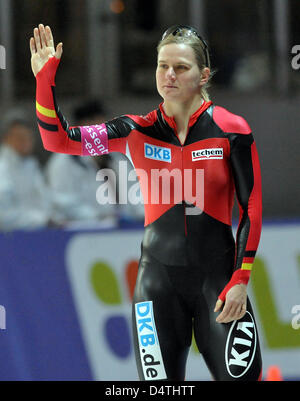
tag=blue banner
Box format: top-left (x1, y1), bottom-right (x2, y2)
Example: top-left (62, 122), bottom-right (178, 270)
top-left (0, 229), bottom-right (93, 380)
top-left (0, 222), bottom-right (299, 381)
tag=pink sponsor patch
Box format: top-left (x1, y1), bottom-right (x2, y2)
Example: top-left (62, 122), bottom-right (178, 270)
top-left (81, 124), bottom-right (109, 156)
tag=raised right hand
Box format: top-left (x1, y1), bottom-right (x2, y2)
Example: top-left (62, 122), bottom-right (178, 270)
top-left (29, 24), bottom-right (63, 77)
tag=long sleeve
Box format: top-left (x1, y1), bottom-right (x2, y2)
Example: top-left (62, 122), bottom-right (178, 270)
top-left (36, 56), bottom-right (82, 155)
top-left (35, 56), bottom-right (135, 157)
top-left (218, 131), bottom-right (262, 301)
top-left (231, 133), bottom-right (262, 273)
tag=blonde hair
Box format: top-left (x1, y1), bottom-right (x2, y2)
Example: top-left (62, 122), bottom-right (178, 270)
top-left (157, 27), bottom-right (214, 102)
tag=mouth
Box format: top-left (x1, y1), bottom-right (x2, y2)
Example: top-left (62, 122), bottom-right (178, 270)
top-left (164, 85), bottom-right (178, 89)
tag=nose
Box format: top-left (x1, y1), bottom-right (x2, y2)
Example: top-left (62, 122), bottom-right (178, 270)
top-left (166, 67), bottom-right (176, 81)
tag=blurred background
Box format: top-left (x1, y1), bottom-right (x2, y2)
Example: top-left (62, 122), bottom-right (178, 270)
top-left (0, 0), bottom-right (299, 381)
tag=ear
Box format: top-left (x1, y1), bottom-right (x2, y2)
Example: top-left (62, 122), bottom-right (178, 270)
top-left (200, 67), bottom-right (210, 86)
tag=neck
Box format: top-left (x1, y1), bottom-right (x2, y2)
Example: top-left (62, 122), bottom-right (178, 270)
top-left (163, 95), bottom-right (203, 119)
top-left (163, 96), bottom-right (204, 131)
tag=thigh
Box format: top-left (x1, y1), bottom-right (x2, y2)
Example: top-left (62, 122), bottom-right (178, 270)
top-left (194, 288), bottom-right (262, 381)
top-left (132, 252), bottom-right (193, 381)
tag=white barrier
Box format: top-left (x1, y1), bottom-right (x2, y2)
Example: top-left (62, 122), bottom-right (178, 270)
top-left (65, 223), bottom-right (300, 380)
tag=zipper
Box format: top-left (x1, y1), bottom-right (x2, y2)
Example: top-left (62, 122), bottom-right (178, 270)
top-left (174, 129), bottom-right (188, 238)
top-left (160, 105), bottom-right (196, 238)
top-left (173, 127), bottom-right (188, 238)
top-left (159, 101), bottom-right (213, 238)
top-left (181, 146), bottom-right (188, 236)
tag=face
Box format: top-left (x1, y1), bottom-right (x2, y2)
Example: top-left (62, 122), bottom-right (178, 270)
top-left (156, 43), bottom-right (207, 103)
top-left (6, 123), bottom-right (34, 156)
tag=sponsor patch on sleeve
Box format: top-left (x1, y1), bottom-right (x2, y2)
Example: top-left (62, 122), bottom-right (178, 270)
top-left (81, 124), bottom-right (109, 156)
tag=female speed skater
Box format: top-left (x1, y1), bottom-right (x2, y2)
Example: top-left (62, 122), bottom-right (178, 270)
top-left (30, 23), bottom-right (262, 381)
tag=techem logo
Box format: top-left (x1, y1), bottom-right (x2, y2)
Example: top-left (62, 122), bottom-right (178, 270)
top-left (191, 148), bottom-right (223, 161)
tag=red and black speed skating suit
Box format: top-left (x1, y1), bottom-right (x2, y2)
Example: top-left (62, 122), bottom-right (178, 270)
top-left (35, 56), bottom-right (263, 381)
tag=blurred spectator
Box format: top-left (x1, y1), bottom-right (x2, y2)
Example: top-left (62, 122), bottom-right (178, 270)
top-left (77, 101), bottom-right (144, 223)
top-left (45, 100), bottom-right (117, 228)
top-left (0, 109), bottom-right (53, 231)
top-left (232, 53), bottom-right (270, 91)
top-left (109, 152), bottom-right (145, 224)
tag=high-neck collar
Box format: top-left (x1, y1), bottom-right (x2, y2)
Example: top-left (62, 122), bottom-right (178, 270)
top-left (159, 100), bottom-right (213, 132)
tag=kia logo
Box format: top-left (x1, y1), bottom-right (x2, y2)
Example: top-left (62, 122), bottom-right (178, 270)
top-left (225, 311), bottom-right (257, 378)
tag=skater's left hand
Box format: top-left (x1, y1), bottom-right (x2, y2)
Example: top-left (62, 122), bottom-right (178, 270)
top-left (214, 284), bottom-right (247, 323)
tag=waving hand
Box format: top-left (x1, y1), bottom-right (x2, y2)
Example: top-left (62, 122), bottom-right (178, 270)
top-left (29, 24), bottom-right (63, 77)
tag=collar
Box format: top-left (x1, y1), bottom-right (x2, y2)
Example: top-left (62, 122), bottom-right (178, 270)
top-left (158, 100), bottom-right (213, 132)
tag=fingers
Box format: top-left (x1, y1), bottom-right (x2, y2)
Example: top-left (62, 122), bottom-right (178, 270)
top-left (237, 303), bottom-right (247, 320)
top-left (215, 300), bottom-right (247, 323)
top-left (33, 27), bottom-right (42, 52)
top-left (215, 301), bottom-right (232, 323)
top-left (39, 24), bottom-right (47, 48)
top-left (45, 25), bottom-right (54, 48)
top-left (29, 37), bottom-right (36, 55)
top-left (55, 42), bottom-right (63, 59)
top-left (31, 24), bottom-right (54, 52)
top-left (214, 299), bottom-right (223, 312)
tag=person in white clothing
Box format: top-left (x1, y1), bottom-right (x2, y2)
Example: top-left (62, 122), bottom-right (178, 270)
top-left (0, 110), bottom-right (53, 231)
top-left (45, 100), bottom-right (118, 227)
